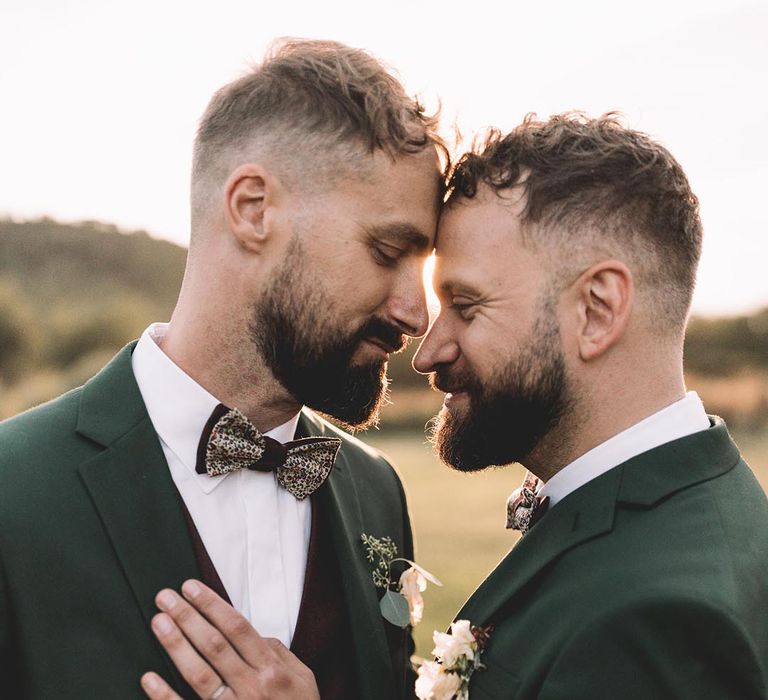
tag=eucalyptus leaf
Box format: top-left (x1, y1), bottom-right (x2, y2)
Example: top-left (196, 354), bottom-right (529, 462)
top-left (380, 590), bottom-right (410, 628)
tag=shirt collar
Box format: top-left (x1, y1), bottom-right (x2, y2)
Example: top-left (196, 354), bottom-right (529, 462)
top-left (131, 323), bottom-right (301, 493)
top-left (538, 391), bottom-right (710, 508)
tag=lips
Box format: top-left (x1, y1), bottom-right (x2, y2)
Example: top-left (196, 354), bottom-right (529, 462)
top-left (364, 337), bottom-right (401, 355)
top-left (357, 317), bottom-right (406, 356)
top-left (436, 383), bottom-right (464, 395)
top-left (431, 369), bottom-right (477, 397)
top-left (432, 376), bottom-right (464, 394)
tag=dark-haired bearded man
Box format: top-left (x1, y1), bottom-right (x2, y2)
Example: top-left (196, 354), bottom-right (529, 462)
top-left (0, 39), bottom-right (444, 700)
top-left (412, 113), bottom-right (768, 699)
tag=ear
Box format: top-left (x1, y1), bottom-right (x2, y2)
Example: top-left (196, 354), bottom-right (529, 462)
top-left (222, 164), bottom-right (282, 253)
top-left (574, 260), bottom-right (634, 362)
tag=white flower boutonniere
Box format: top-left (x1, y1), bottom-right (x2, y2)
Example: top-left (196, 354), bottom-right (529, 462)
top-left (415, 620), bottom-right (494, 700)
top-left (361, 533), bottom-right (442, 627)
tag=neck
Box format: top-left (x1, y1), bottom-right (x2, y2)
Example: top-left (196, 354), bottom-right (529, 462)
top-left (524, 360), bottom-right (686, 482)
top-left (161, 303), bottom-right (301, 433)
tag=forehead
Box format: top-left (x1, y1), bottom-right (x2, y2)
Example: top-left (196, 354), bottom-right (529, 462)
top-left (342, 148), bottom-right (442, 248)
top-left (434, 186), bottom-right (537, 290)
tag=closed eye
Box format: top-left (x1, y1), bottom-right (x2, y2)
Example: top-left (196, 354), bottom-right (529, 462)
top-left (450, 299), bottom-right (476, 320)
top-left (370, 242), bottom-right (404, 267)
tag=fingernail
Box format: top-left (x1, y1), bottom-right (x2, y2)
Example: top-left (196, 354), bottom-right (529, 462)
top-left (153, 614), bottom-right (174, 635)
top-left (157, 590), bottom-right (177, 610)
top-left (143, 672), bottom-right (161, 690)
top-left (182, 579), bottom-right (202, 599)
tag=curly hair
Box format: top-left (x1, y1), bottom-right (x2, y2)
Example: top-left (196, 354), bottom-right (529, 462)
top-left (447, 112), bottom-right (703, 332)
top-left (191, 39), bottom-right (445, 225)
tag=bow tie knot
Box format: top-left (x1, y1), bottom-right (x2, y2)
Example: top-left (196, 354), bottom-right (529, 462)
top-left (196, 405), bottom-right (342, 500)
top-left (506, 471), bottom-right (549, 534)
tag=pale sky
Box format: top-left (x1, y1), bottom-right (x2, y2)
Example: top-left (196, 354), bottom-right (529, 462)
top-left (1, 0), bottom-right (766, 316)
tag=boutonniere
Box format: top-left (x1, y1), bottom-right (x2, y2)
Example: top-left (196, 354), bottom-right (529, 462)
top-left (361, 533), bottom-right (442, 627)
top-left (415, 620), bottom-right (494, 700)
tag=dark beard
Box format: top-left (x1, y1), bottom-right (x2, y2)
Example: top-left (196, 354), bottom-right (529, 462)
top-left (250, 239), bottom-right (405, 429)
top-left (430, 304), bottom-right (571, 471)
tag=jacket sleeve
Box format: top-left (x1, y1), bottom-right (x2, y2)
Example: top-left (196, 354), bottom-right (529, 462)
top-left (539, 596), bottom-right (767, 700)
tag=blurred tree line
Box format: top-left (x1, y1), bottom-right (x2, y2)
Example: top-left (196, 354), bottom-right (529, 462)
top-left (0, 219), bottom-right (185, 415)
top-left (1, 218), bottom-right (767, 423)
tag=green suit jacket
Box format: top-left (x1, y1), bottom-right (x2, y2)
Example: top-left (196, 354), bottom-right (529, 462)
top-left (458, 419), bottom-right (768, 699)
top-left (0, 343), bottom-right (416, 699)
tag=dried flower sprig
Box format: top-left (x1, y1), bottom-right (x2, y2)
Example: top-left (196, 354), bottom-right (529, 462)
top-left (361, 533), bottom-right (442, 628)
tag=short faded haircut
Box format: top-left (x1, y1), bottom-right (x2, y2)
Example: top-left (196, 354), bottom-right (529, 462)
top-left (191, 38), bottom-right (444, 228)
top-left (447, 112), bottom-right (703, 333)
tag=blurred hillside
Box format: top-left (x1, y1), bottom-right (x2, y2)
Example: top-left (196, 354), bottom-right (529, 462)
top-left (0, 218), bottom-right (185, 415)
top-left (1, 218), bottom-right (767, 427)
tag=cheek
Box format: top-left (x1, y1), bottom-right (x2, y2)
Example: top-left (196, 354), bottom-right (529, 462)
top-left (457, 319), bottom-right (519, 376)
top-left (321, 258), bottom-right (387, 305)
top-left (459, 319), bottom-right (495, 355)
top-left (339, 273), bottom-right (393, 313)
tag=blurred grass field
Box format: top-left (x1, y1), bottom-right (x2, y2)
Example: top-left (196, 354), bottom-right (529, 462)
top-left (364, 426), bottom-right (768, 657)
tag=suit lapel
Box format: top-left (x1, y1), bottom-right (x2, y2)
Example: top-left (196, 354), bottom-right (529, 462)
top-left (616, 417), bottom-right (739, 506)
top-left (299, 411), bottom-right (396, 700)
top-left (76, 343), bottom-right (200, 692)
top-left (457, 465), bottom-right (622, 627)
top-left (78, 418), bottom-right (201, 627)
top-left (457, 419), bottom-right (741, 629)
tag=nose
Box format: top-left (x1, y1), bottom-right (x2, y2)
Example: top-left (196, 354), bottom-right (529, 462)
top-left (412, 314), bottom-right (460, 374)
top-left (388, 260), bottom-right (430, 338)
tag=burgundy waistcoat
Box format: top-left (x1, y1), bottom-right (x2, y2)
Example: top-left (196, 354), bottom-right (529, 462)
top-left (179, 493), bottom-right (357, 699)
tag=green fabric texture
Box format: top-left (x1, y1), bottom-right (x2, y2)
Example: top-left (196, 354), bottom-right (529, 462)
top-left (458, 419), bottom-right (768, 699)
top-left (0, 343), bottom-right (416, 699)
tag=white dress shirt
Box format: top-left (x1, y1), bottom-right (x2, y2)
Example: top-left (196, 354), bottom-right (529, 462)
top-left (131, 323), bottom-right (309, 646)
top-left (538, 392), bottom-right (710, 508)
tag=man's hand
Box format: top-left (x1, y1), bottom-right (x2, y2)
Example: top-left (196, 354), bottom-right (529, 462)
top-left (140, 580), bottom-right (320, 700)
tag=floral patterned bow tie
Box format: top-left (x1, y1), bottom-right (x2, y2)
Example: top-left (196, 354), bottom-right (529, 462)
top-left (506, 471), bottom-right (550, 534)
top-left (195, 405), bottom-right (342, 501)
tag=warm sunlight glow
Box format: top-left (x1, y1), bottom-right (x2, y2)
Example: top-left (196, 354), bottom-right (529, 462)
top-left (422, 252), bottom-right (440, 319)
top-left (1, 0), bottom-right (765, 315)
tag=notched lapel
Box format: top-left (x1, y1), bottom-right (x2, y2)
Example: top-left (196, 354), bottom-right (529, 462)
top-left (78, 417), bottom-right (201, 628)
top-left (75, 342), bottom-right (200, 693)
top-left (457, 467), bottom-right (622, 628)
top-left (618, 418), bottom-right (740, 507)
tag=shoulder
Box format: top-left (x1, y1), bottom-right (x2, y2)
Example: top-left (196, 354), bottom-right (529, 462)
top-left (0, 385), bottom-right (99, 529)
top-left (0, 386), bottom-right (85, 464)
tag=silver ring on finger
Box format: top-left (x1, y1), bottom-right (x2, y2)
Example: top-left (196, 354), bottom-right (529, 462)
top-left (208, 683), bottom-right (229, 700)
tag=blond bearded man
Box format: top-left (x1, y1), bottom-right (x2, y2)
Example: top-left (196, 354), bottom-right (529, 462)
top-left (0, 40), bottom-right (444, 700)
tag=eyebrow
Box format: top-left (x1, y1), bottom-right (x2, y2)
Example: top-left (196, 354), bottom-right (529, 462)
top-left (437, 280), bottom-right (480, 298)
top-left (364, 223), bottom-right (433, 253)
